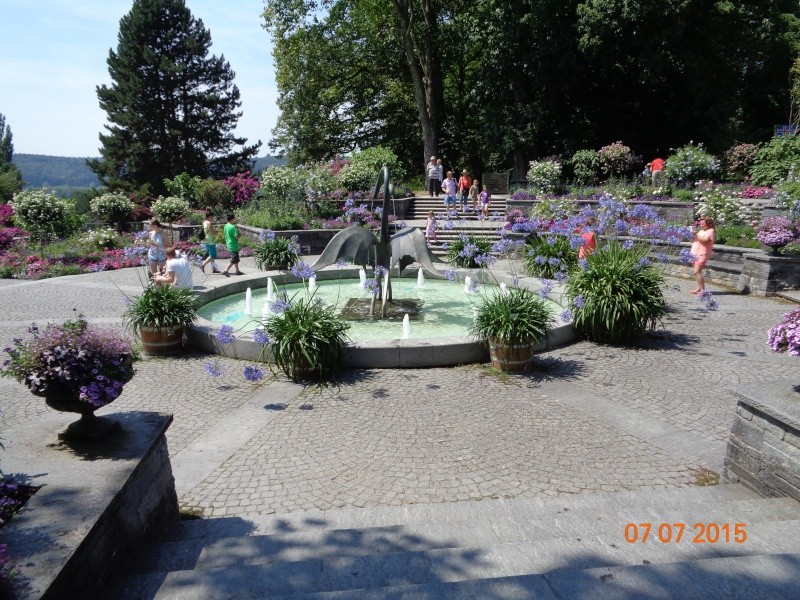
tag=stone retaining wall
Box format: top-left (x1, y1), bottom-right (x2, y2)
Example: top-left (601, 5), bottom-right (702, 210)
top-left (722, 382), bottom-right (800, 502)
top-left (0, 412), bottom-right (178, 599)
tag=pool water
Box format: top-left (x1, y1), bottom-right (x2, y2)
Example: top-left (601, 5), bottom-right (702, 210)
top-left (198, 278), bottom-right (532, 342)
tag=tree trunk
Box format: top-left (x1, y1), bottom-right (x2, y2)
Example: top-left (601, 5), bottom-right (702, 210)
top-left (391, 0), bottom-right (444, 167)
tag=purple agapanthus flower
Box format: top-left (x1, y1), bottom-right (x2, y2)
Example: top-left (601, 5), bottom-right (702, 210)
top-left (291, 261), bottom-right (314, 279)
top-left (253, 327), bottom-right (270, 345)
top-left (204, 361), bottom-right (224, 377)
top-left (573, 295), bottom-right (585, 308)
top-left (559, 309), bottom-right (572, 322)
top-left (215, 325), bottom-right (236, 345)
top-left (243, 364), bottom-right (266, 381)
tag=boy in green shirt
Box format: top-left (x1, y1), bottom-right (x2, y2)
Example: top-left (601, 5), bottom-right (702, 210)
top-left (222, 214), bottom-right (244, 276)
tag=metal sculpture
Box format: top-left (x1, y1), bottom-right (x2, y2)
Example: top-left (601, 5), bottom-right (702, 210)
top-left (310, 166), bottom-right (442, 317)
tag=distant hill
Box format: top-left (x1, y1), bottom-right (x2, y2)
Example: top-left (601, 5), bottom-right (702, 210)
top-left (12, 154), bottom-right (286, 196)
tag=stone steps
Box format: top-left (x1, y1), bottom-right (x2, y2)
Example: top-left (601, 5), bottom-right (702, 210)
top-left (407, 197), bottom-right (507, 222)
top-left (103, 484), bottom-right (800, 599)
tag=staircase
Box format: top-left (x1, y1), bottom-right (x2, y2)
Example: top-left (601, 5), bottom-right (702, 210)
top-left (406, 195), bottom-right (509, 258)
top-left (104, 484), bottom-right (800, 599)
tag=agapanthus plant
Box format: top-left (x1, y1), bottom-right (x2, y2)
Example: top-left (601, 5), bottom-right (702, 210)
top-left (1, 316), bottom-right (137, 407)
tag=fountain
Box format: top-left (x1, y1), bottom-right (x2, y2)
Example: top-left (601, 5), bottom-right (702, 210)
top-left (187, 167), bottom-right (575, 368)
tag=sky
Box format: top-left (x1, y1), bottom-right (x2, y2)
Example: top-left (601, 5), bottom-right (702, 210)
top-left (0, 0), bottom-right (279, 158)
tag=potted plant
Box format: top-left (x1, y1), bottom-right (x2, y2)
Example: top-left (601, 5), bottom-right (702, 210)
top-left (471, 287), bottom-right (555, 372)
top-left (0, 316), bottom-right (137, 440)
top-left (767, 306), bottom-right (800, 356)
top-left (755, 216), bottom-right (798, 255)
top-left (122, 284), bottom-right (198, 355)
top-left (264, 295), bottom-right (350, 381)
top-left (253, 232), bottom-right (301, 271)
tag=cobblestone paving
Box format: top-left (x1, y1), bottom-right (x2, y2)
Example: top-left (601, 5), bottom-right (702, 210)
top-left (1, 262), bottom-right (799, 517)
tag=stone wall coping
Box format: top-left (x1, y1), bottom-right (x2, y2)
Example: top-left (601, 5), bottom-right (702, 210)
top-left (733, 380), bottom-right (800, 433)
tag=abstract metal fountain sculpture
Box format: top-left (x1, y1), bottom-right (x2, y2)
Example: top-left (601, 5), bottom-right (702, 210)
top-left (310, 166), bottom-right (442, 317)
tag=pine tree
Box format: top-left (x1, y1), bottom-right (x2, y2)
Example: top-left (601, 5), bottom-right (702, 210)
top-left (89, 0), bottom-right (261, 195)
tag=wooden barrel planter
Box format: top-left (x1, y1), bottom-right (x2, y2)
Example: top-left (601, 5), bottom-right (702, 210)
top-left (488, 338), bottom-right (535, 372)
top-left (140, 325), bottom-right (184, 355)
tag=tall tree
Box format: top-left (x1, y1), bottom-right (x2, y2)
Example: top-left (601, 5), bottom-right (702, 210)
top-left (90, 0), bottom-right (260, 195)
top-left (0, 113), bottom-right (23, 202)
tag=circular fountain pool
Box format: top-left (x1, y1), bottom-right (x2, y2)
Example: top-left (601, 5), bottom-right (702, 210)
top-left (187, 269), bottom-right (575, 368)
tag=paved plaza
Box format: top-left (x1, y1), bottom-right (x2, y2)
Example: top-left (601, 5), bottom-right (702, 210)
top-left (1, 258), bottom-right (799, 520)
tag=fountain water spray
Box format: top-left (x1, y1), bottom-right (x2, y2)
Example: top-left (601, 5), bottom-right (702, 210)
top-left (402, 313), bottom-right (411, 339)
top-left (309, 275), bottom-right (317, 294)
top-left (244, 287), bottom-right (252, 315)
top-left (464, 276), bottom-right (474, 294)
top-left (417, 268), bottom-right (425, 288)
top-left (358, 268), bottom-right (367, 287)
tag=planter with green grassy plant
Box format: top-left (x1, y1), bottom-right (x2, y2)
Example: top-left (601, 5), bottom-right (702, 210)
top-left (522, 233), bottom-right (576, 278)
top-left (265, 295), bottom-right (350, 381)
top-left (471, 287), bottom-right (555, 371)
top-left (565, 241), bottom-right (665, 343)
top-left (123, 284), bottom-right (198, 355)
top-left (447, 235), bottom-right (492, 268)
top-left (253, 234), bottom-right (300, 271)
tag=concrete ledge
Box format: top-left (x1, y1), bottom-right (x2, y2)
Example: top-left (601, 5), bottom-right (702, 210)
top-left (187, 268), bottom-right (574, 369)
top-left (722, 380), bottom-right (800, 502)
top-left (0, 410), bottom-right (178, 599)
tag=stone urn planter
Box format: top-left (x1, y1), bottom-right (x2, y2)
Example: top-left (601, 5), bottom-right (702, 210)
top-left (0, 315), bottom-right (137, 442)
top-left (42, 391), bottom-right (120, 441)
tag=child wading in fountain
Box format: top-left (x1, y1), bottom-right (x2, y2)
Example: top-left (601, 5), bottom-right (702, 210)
top-left (425, 210), bottom-right (437, 244)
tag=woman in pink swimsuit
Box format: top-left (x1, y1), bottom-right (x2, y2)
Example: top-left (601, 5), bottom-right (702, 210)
top-left (689, 216), bottom-right (716, 294)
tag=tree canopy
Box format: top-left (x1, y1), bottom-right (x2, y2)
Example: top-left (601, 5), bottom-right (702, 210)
top-left (263, 0), bottom-right (800, 179)
top-left (90, 0), bottom-right (261, 195)
top-left (0, 113), bottom-right (23, 202)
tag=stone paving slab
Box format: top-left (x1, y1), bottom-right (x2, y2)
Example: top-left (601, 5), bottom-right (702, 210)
top-left (1, 260), bottom-right (800, 522)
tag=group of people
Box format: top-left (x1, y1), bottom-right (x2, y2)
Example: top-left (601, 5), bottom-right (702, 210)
top-left (146, 213), bottom-right (245, 289)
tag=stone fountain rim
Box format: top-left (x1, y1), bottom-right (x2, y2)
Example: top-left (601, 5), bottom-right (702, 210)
top-left (186, 267), bottom-right (575, 368)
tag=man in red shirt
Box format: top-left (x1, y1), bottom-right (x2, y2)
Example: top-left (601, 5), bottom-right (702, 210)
top-left (651, 157), bottom-right (665, 185)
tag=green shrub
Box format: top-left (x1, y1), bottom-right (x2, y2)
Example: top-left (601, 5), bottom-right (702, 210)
top-left (265, 295), bottom-right (350, 381)
top-left (526, 159), bottom-right (563, 194)
top-left (529, 197), bottom-right (580, 220)
top-left (598, 141), bottom-right (635, 179)
top-left (90, 192), bottom-right (134, 227)
top-left (338, 146), bottom-right (404, 192)
top-left (714, 224), bottom-right (756, 246)
top-left (751, 134), bottom-right (800, 186)
top-left (471, 287), bottom-right (554, 345)
top-left (522, 234), bottom-right (576, 278)
top-left (694, 186), bottom-right (756, 227)
top-left (665, 142), bottom-right (720, 186)
top-left (772, 171), bottom-right (800, 218)
top-left (151, 196), bottom-right (190, 224)
top-left (446, 235), bottom-right (492, 268)
top-left (195, 178), bottom-right (234, 211)
top-left (11, 189), bottom-right (75, 241)
top-left (260, 166), bottom-right (306, 202)
top-left (253, 235), bottom-right (300, 270)
top-left (671, 189), bottom-right (695, 202)
top-left (566, 242), bottom-right (665, 344)
top-left (163, 172), bottom-right (202, 205)
top-left (569, 149), bottom-right (599, 185)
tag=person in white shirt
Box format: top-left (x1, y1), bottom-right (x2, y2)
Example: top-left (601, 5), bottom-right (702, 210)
top-left (154, 247), bottom-right (194, 289)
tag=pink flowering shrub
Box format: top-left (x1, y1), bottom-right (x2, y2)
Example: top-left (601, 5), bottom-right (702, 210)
top-left (223, 171), bottom-right (260, 207)
top-left (739, 186), bottom-right (772, 199)
top-left (768, 307), bottom-right (800, 355)
top-left (0, 204), bottom-right (13, 226)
